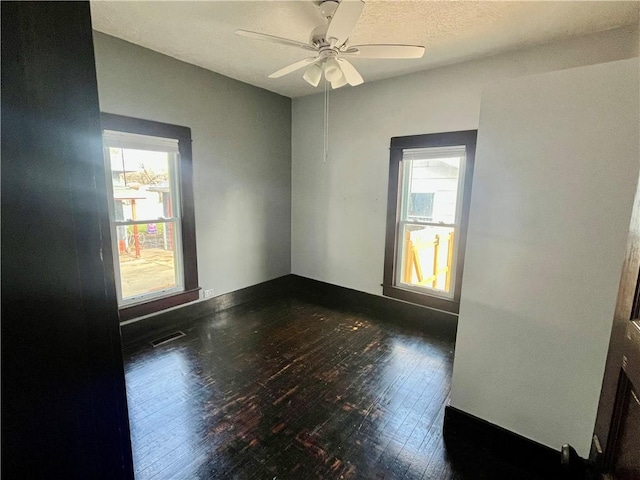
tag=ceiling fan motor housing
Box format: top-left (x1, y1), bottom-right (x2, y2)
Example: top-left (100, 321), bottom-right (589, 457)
top-left (314, 1), bottom-right (341, 46)
top-left (310, 25), bottom-right (330, 47)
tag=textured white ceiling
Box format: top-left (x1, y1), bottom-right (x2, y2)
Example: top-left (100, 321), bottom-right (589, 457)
top-left (90, 1), bottom-right (639, 98)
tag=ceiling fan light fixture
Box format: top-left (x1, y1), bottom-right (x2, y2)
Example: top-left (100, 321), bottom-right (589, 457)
top-left (330, 75), bottom-right (347, 89)
top-left (303, 63), bottom-right (323, 87)
top-left (324, 58), bottom-right (342, 83)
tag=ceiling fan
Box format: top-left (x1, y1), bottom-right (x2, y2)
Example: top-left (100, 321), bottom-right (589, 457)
top-left (235, 0), bottom-right (425, 89)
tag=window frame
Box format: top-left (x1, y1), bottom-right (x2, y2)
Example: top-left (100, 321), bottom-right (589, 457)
top-left (383, 130), bottom-right (477, 314)
top-left (101, 113), bottom-right (199, 321)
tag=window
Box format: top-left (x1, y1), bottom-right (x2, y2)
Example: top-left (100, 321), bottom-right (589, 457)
top-left (383, 131), bottom-right (476, 313)
top-left (101, 114), bottom-right (199, 320)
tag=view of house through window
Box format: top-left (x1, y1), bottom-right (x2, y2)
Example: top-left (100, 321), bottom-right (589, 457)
top-left (398, 146), bottom-right (465, 298)
top-left (103, 130), bottom-right (183, 305)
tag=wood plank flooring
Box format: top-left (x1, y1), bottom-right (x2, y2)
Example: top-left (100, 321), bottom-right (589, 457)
top-left (122, 296), bottom-right (544, 479)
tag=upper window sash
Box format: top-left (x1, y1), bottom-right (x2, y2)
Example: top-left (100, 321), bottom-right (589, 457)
top-left (399, 146), bottom-right (467, 226)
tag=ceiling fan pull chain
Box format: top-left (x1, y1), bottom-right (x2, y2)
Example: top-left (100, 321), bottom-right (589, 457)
top-left (324, 77), bottom-right (329, 163)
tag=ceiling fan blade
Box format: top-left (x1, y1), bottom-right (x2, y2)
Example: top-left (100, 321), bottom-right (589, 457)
top-left (343, 44), bottom-right (425, 59)
top-left (326, 0), bottom-right (364, 47)
top-left (235, 29), bottom-right (316, 51)
top-left (336, 58), bottom-right (363, 86)
top-left (269, 57), bottom-right (319, 79)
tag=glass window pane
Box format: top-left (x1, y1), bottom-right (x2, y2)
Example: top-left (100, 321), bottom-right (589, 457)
top-left (108, 147), bottom-right (177, 222)
top-left (115, 221), bottom-right (181, 300)
top-left (402, 147), bottom-right (464, 224)
top-left (398, 224), bottom-right (456, 296)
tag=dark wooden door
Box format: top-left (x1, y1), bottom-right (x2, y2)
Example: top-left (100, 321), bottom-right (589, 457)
top-left (1, 2), bottom-right (134, 477)
top-left (608, 335), bottom-right (640, 479)
top-left (594, 180), bottom-right (640, 479)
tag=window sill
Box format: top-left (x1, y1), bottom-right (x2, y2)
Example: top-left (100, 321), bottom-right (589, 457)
top-left (382, 285), bottom-right (460, 314)
top-left (119, 288), bottom-right (200, 321)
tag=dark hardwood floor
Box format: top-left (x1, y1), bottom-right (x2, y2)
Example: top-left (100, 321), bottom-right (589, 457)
top-left (122, 296), bottom-right (547, 479)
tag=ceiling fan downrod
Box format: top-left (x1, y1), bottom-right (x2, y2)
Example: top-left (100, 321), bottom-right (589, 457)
top-left (318, 0), bottom-right (340, 21)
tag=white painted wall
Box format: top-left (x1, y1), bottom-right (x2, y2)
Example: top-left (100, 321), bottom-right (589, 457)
top-left (93, 32), bottom-right (292, 298)
top-left (291, 26), bottom-right (638, 296)
top-left (450, 58), bottom-right (639, 457)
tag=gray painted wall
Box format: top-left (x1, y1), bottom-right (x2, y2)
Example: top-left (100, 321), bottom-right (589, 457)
top-left (451, 58), bottom-right (639, 457)
top-left (93, 32), bottom-right (292, 299)
top-left (291, 26), bottom-right (639, 296)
